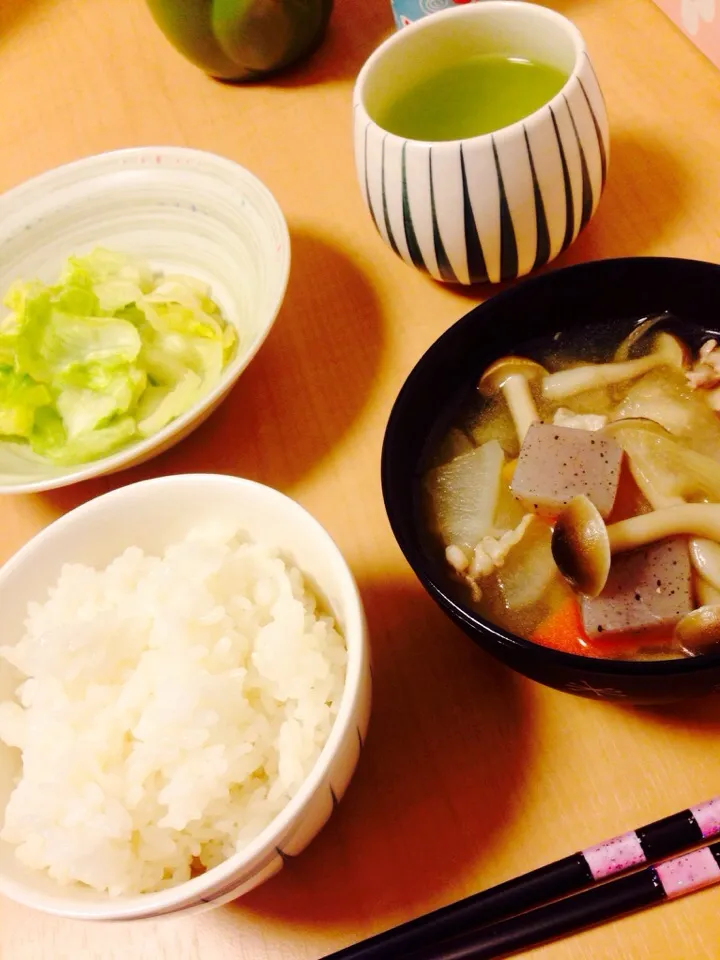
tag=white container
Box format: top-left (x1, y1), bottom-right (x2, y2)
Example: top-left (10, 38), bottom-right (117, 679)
top-left (354, 2), bottom-right (609, 284)
top-left (0, 147), bottom-right (290, 494)
top-left (0, 474), bottom-right (371, 921)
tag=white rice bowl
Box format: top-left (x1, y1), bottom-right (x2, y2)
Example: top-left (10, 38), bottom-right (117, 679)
top-left (0, 524), bottom-right (347, 897)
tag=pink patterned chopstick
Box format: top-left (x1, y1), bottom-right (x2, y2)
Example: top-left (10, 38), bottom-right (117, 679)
top-left (407, 841), bottom-right (720, 960)
top-left (325, 796), bottom-right (720, 960)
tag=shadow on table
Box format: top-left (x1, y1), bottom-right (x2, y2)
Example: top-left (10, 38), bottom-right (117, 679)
top-left (242, 0), bottom-right (395, 89)
top-left (0, 0), bottom-right (47, 47)
top-left (442, 128), bottom-right (695, 305)
top-left (227, 572), bottom-right (536, 947)
top-left (552, 128), bottom-right (694, 267)
top-left (38, 225), bottom-right (386, 517)
top-left (627, 692), bottom-right (720, 735)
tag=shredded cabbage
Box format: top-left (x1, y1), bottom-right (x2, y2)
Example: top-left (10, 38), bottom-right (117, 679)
top-left (0, 249), bottom-right (238, 465)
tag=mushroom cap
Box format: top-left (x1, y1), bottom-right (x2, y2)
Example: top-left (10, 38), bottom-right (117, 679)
top-left (675, 604), bottom-right (720, 652)
top-left (551, 495), bottom-right (611, 597)
top-left (478, 356), bottom-right (547, 396)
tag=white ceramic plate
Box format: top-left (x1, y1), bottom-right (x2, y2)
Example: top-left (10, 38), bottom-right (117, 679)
top-left (0, 147), bottom-right (291, 494)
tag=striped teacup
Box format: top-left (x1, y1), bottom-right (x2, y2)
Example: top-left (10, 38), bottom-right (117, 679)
top-left (353, 2), bottom-right (609, 285)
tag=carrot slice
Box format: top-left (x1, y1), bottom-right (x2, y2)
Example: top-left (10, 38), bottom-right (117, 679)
top-left (531, 597), bottom-right (646, 658)
top-left (531, 597), bottom-right (590, 655)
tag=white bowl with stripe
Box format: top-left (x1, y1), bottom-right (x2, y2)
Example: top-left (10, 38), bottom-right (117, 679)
top-left (353, 1), bottom-right (609, 285)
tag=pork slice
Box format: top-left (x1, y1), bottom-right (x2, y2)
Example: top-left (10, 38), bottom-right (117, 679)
top-left (581, 537), bottom-right (692, 638)
top-left (510, 422), bottom-right (623, 519)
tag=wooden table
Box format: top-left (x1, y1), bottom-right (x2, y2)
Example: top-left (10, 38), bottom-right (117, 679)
top-left (1, 0), bottom-right (720, 956)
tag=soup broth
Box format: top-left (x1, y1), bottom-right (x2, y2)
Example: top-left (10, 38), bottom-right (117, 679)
top-left (422, 315), bottom-right (720, 662)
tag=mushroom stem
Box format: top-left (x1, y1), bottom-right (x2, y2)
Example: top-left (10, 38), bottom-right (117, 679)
top-left (543, 356), bottom-right (660, 401)
top-left (542, 333), bottom-right (687, 402)
top-left (689, 539), bottom-right (720, 592)
top-left (613, 314), bottom-right (671, 362)
top-left (501, 374), bottom-right (539, 443)
top-left (478, 356), bottom-right (546, 445)
top-left (693, 570), bottom-right (720, 607)
top-left (607, 503), bottom-right (720, 554)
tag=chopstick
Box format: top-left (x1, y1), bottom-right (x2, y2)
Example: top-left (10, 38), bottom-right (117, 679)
top-left (406, 840), bottom-right (720, 960)
top-left (323, 797), bottom-right (720, 960)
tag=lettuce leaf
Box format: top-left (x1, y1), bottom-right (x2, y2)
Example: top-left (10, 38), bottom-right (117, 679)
top-left (0, 369), bottom-right (52, 439)
top-left (0, 249), bottom-right (238, 465)
top-left (136, 370), bottom-right (203, 438)
top-left (56, 368), bottom-right (147, 439)
top-left (61, 248), bottom-right (154, 295)
top-left (30, 410), bottom-right (137, 465)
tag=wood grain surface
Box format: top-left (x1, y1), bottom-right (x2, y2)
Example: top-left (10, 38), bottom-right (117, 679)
top-left (1, 0), bottom-right (720, 957)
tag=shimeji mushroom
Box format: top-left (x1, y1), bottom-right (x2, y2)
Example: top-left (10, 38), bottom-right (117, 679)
top-left (612, 313), bottom-right (673, 362)
top-left (541, 333), bottom-right (689, 403)
top-left (694, 571), bottom-right (720, 607)
top-left (690, 539), bottom-right (720, 588)
top-left (552, 495), bottom-right (720, 597)
top-left (689, 539), bottom-right (720, 593)
top-left (675, 604), bottom-right (720, 652)
top-left (551, 496), bottom-right (611, 596)
top-left (478, 357), bottom-right (547, 443)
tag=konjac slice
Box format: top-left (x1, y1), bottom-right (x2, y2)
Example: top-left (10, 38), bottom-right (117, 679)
top-left (510, 422), bottom-right (623, 519)
top-left (581, 537), bottom-right (692, 639)
top-left (426, 440), bottom-right (504, 551)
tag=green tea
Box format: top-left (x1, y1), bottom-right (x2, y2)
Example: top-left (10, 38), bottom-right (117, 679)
top-left (376, 54), bottom-right (568, 142)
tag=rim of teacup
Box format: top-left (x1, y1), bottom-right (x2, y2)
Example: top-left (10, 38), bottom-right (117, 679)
top-left (354, 0), bottom-right (589, 148)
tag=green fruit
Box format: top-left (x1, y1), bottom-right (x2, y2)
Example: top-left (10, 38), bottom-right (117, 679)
top-left (146, 0), bottom-right (334, 81)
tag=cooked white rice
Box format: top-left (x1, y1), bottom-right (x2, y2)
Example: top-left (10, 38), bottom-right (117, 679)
top-left (0, 524), bottom-right (346, 896)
